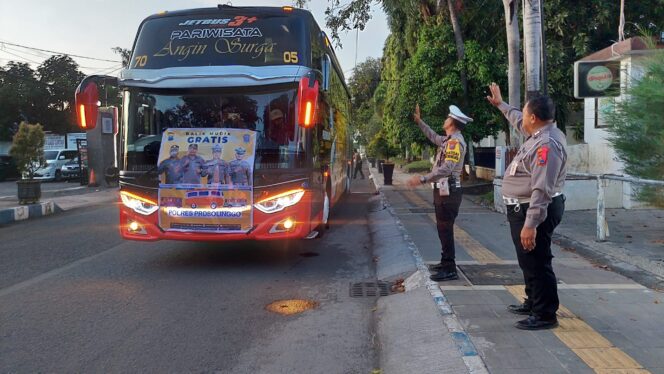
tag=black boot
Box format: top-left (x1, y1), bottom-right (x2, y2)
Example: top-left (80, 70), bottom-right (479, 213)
top-left (429, 269), bottom-right (459, 281)
top-left (515, 315), bottom-right (558, 330)
top-left (507, 300), bottom-right (532, 316)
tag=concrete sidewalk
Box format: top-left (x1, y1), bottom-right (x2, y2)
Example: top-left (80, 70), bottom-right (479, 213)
top-left (0, 187), bottom-right (117, 225)
top-left (370, 164), bottom-right (664, 373)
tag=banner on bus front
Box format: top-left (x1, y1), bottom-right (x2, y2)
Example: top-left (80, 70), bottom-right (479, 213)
top-left (156, 128), bottom-right (256, 233)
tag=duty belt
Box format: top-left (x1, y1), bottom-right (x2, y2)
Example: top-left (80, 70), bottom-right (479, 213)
top-left (503, 192), bottom-right (563, 206)
top-left (431, 178), bottom-right (460, 189)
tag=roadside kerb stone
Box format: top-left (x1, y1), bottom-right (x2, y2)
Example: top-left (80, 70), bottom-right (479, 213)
top-left (0, 188), bottom-right (117, 225)
top-left (0, 201), bottom-right (56, 225)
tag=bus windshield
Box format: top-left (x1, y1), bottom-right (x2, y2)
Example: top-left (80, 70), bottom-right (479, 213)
top-left (130, 12), bottom-right (307, 69)
top-left (123, 86), bottom-right (309, 173)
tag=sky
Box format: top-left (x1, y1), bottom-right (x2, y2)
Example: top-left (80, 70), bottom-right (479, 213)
top-left (0, 0), bottom-right (389, 80)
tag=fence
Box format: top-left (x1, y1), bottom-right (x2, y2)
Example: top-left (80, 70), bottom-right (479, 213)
top-left (567, 172), bottom-right (664, 241)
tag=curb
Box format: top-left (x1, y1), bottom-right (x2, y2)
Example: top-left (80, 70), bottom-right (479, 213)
top-left (368, 167), bottom-right (489, 374)
top-left (0, 201), bottom-right (56, 225)
top-left (554, 232), bottom-right (664, 291)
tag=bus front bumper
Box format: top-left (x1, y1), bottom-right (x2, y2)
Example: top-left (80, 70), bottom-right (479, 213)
top-left (118, 197), bottom-right (316, 242)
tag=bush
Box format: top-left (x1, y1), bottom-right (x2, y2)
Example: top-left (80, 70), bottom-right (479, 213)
top-left (404, 160), bottom-right (432, 173)
top-left (605, 49), bottom-right (664, 207)
top-left (10, 122), bottom-right (45, 180)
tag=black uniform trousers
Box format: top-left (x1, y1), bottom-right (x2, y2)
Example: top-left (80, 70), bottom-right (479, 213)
top-left (353, 162), bottom-right (364, 179)
top-left (433, 184), bottom-right (462, 271)
top-left (506, 195), bottom-right (565, 320)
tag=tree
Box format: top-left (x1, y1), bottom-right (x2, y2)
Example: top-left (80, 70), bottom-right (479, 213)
top-left (605, 48), bottom-right (664, 207)
top-left (112, 47), bottom-right (132, 69)
top-left (348, 57), bottom-right (382, 144)
top-left (10, 122), bottom-right (45, 180)
top-left (0, 62), bottom-right (48, 140)
top-left (37, 55), bottom-right (85, 135)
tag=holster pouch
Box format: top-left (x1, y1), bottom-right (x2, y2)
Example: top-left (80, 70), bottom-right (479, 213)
top-left (438, 179), bottom-right (450, 196)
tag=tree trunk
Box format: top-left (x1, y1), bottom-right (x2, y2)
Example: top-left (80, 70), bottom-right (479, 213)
top-left (447, 0), bottom-right (468, 101)
top-left (503, 0), bottom-right (522, 147)
top-left (523, 0), bottom-right (542, 101)
top-left (446, 0), bottom-right (476, 181)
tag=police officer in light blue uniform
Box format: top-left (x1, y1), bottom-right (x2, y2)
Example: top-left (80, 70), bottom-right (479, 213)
top-left (408, 104), bottom-right (472, 282)
top-left (229, 147), bottom-right (252, 186)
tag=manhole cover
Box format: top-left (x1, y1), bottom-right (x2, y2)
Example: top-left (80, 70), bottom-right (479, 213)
top-left (349, 281), bottom-right (395, 297)
top-left (266, 299), bottom-right (319, 315)
top-left (409, 208), bottom-right (435, 214)
top-left (458, 264), bottom-right (524, 285)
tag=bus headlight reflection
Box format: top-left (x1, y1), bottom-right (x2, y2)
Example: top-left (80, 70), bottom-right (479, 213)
top-left (120, 191), bottom-right (159, 216)
top-left (254, 189), bottom-right (305, 214)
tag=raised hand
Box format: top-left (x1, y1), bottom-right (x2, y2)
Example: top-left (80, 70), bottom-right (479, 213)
top-left (486, 82), bottom-right (504, 107)
top-left (413, 103), bottom-right (421, 123)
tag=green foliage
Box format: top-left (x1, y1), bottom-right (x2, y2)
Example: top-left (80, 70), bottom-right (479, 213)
top-left (0, 55), bottom-right (85, 140)
top-left (112, 47), bottom-right (132, 68)
top-left (10, 122), bottom-right (45, 180)
top-left (348, 58), bottom-right (382, 144)
top-left (382, 21), bottom-right (504, 149)
top-left (368, 131), bottom-right (398, 160)
top-left (404, 159), bottom-right (432, 173)
top-left (327, 0), bottom-right (664, 144)
top-left (605, 51), bottom-right (664, 207)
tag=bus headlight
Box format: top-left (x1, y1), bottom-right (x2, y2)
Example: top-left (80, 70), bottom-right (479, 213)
top-left (254, 189), bottom-right (305, 214)
top-left (120, 191), bottom-right (159, 216)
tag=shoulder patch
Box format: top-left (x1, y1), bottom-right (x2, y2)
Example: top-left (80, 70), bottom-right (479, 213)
top-left (444, 140), bottom-right (461, 163)
top-left (536, 146), bottom-right (549, 166)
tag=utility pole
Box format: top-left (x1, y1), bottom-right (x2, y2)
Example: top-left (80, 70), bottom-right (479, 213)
top-left (523, 0), bottom-right (543, 101)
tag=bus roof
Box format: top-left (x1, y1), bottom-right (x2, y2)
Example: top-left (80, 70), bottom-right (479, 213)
top-left (125, 6), bottom-right (348, 95)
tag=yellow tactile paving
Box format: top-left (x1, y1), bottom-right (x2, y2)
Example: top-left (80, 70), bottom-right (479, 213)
top-left (400, 189), bottom-right (651, 373)
top-left (573, 348), bottom-right (643, 369)
top-left (556, 331), bottom-right (613, 349)
top-left (594, 369), bottom-right (651, 374)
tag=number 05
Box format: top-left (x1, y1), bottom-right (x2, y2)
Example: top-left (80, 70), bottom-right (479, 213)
top-left (283, 51), bottom-right (299, 63)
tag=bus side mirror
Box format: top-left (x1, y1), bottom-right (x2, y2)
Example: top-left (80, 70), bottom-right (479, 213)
top-left (75, 79), bottom-right (100, 130)
top-left (297, 75), bottom-right (319, 128)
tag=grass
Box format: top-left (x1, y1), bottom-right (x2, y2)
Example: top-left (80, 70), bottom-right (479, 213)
top-left (479, 191), bottom-right (494, 206)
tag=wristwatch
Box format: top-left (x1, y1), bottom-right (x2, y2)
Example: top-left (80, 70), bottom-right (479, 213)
top-left (419, 176), bottom-right (427, 184)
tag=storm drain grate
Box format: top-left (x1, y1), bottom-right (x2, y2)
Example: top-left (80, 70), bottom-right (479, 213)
top-left (409, 208), bottom-right (435, 214)
top-left (349, 281), bottom-right (395, 297)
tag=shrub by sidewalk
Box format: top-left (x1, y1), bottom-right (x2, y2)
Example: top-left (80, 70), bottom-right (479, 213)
top-left (404, 160), bottom-right (432, 173)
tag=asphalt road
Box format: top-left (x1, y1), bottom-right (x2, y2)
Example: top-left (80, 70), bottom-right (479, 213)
top-left (0, 181), bottom-right (379, 373)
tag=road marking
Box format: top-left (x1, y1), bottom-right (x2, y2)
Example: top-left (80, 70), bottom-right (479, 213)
top-left (0, 244), bottom-right (122, 298)
top-left (401, 190), bottom-right (503, 264)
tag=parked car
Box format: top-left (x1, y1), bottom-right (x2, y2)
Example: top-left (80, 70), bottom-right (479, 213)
top-left (33, 149), bottom-right (78, 181)
top-left (0, 155), bottom-right (20, 181)
top-left (60, 157), bottom-right (81, 181)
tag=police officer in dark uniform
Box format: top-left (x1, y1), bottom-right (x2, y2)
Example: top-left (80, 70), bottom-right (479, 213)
top-left (407, 104), bottom-right (472, 281)
top-left (157, 144), bottom-right (183, 184)
top-left (487, 83), bottom-right (567, 330)
top-left (229, 147), bottom-right (252, 186)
